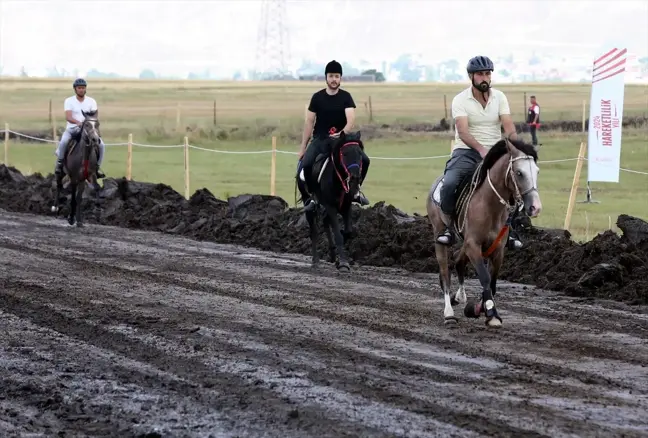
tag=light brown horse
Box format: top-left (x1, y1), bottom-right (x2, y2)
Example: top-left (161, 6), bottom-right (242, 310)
top-left (426, 138), bottom-right (541, 328)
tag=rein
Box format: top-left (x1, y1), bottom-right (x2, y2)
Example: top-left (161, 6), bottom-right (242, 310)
top-left (80, 119), bottom-right (99, 181)
top-left (332, 140), bottom-right (362, 209)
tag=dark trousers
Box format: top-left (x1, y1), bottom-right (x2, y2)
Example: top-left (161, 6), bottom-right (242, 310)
top-left (529, 124), bottom-right (538, 145)
top-left (440, 148), bottom-right (481, 215)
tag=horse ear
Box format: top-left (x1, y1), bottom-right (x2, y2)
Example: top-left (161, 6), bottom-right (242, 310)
top-left (504, 137), bottom-right (514, 154)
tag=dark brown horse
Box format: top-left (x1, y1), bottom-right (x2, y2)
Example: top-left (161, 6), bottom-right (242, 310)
top-left (297, 131), bottom-right (365, 272)
top-left (50, 110), bottom-right (101, 227)
top-left (426, 138), bottom-right (541, 328)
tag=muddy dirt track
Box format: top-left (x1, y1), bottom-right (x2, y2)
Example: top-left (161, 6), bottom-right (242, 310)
top-left (1, 209), bottom-right (648, 437)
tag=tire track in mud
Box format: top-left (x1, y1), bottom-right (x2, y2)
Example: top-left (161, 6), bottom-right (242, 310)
top-left (6, 235), bottom-right (647, 393)
top-left (0, 286), bottom-right (398, 438)
top-left (0, 276), bottom-right (635, 438)
top-left (1, 211), bottom-right (648, 437)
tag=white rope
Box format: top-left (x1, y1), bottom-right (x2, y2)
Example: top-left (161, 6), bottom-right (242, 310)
top-left (0, 129), bottom-right (645, 174)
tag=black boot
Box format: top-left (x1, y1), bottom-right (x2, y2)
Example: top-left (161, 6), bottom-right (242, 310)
top-left (96, 168), bottom-right (105, 179)
top-left (54, 159), bottom-right (64, 177)
top-left (353, 189), bottom-right (370, 206)
top-left (436, 211), bottom-right (453, 245)
top-left (302, 166), bottom-right (318, 212)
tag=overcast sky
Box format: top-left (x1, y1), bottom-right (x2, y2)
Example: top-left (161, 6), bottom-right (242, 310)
top-left (1, 0), bottom-right (646, 76)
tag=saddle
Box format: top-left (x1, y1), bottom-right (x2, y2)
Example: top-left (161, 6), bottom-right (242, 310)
top-left (430, 168), bottom-right (478, 238)
top-left (298, 132), bottom-right (364, 193)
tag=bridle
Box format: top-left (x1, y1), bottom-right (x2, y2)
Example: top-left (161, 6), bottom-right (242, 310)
top-left (333, 141), bottom-right (362, 195)
top-left (329, 127), bottom-right (362, 195)
top-left (486, 151), bottom-right (538, 213)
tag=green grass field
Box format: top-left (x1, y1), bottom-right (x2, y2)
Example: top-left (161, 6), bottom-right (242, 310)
top-left (1, 79), bottom-right (647, 242)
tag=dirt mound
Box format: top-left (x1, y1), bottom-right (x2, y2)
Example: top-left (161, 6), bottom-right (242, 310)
top-left (1, 164), bottom-right (646, 304)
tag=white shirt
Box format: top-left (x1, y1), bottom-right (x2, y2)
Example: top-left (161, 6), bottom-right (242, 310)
top-left (451, 87), bottom-right (511, 151)
top-left (64, 95), bottom-right (98, 129)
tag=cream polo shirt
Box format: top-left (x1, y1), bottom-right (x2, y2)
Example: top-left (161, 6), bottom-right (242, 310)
top-left (451, 87), bottom-right (511, 151)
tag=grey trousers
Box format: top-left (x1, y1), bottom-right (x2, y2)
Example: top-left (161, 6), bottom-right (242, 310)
top-left (440, 148), bottom-right (481, 215)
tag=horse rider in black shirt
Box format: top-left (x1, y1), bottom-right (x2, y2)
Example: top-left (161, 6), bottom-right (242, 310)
top-left (297, 60), bottom-right (370, 212)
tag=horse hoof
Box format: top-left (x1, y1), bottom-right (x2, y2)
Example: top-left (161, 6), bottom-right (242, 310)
top-left (486, 317), bottom-right (502, 328)
top-left (444, 316), bottom-right (458, 325)
top-left (337, 263), bottom-right (350, 273)
top-left (76, 222), bottom-right (84, 228)
top-left (463, 299), bottom-right (482, 319)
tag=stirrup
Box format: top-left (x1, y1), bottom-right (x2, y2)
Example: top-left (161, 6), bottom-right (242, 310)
top-left (303, 198), bottom-right (318, 212)
top-left (436, 227), bottom-right (452, 245)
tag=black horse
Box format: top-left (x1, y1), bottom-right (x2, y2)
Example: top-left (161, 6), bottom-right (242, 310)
top-left (50, 110), bottom-right (102, 227)
top-left (297, 131), bottom-right (366, 272)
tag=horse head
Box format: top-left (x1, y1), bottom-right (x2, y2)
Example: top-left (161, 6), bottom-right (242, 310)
top-left (503, 138), bottom-right (541, 218)
top-left (80, 110), bottom-right (101, 151)
top-left (331, 131), bottom-right (364, 196)
top-left (480, 137), bottom-right (541, 218)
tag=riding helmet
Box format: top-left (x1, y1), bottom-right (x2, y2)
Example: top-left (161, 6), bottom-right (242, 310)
top-left (325, 60), bottom-right (343, 76)
top-left (466, 56), bottom-right (494, 74)
top-left (73, 78), bottom-right (88, 88)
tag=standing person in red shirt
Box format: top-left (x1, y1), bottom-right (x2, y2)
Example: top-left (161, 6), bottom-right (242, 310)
top-left (527, 95), bottom-right (541, 147)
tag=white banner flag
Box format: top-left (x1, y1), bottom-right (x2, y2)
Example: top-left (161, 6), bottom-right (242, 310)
top-left (587, 48), bottom-right (627, 183)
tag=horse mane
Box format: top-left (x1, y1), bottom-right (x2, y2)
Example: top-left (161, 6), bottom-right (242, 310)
top-left (474, 137), bottom-right (538, 190)
top-left (332, 131), bottom-right (364, 156)
top-left (82, 109), bottom-right (98, 119)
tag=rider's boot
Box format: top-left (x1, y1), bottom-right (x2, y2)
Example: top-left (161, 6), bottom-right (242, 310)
top-left (436, 211), bottom-right (453, 245)
top-left (302, 166), bottom-right (319, 213)
top-left (96, 168), bottom-right (106, 179)
top-left (54, 158), bottom-right (64, 178)
top-left (353, 187), bottom-right (370, 206)
top-left (507, 231), bottom-right (523, 250)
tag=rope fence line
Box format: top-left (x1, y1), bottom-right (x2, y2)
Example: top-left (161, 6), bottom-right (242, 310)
top-left (2, 123), bottom-right (647, 217)
top-left (2, 127), bottom-right (646, 178)
top-left (2, 128), bottom-right (646, 172)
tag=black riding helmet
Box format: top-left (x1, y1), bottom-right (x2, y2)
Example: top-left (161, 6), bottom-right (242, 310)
top-left (73, 78), bottom-right (87, 89)
top-left (325, 60), bottom-right (343, 76)
top-left (466, 56), bottom-right (494, 74)
top-left (466, 56), bottom-right (494, 95)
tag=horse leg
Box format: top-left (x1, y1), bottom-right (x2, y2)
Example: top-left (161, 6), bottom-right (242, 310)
top-left (75, 181), bottom-right (85, 227)
top-left (463, 240), bottom-right (502, 327)
top-left (452, 247), bottom-right (468, 306)
top-left (489, 247), bottom-right (505, 298)
top-left (51, 177), bottom-right (63, 214)
top-left (68, 182), bottom-right (77, 226)
top-left (434, 242), bottom-right (457, 325)
top-left (305, 209), bottom-right (319, 268)
top-left (322, 214), bottom-right (337, 264)
top-left (341, 208), bottom-right (355, 243)
top-left (326, 205), bottom-right (349, 273)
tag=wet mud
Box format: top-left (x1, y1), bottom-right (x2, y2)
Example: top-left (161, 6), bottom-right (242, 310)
top-left (1, 164), bottom-right (647, 306)
top-left (1, 209), bottom-right (648, 437)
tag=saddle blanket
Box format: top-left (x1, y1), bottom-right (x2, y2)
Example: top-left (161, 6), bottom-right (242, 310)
top-left (432, 178), bottom-right (444, 204)
top-left (299, 157), bottom-right (330, 184)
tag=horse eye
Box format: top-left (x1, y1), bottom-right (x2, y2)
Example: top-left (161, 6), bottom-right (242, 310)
top-left (516, 171), bottom-right (523, 177)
